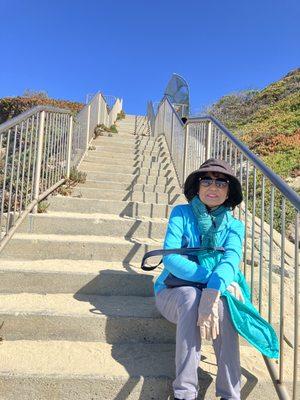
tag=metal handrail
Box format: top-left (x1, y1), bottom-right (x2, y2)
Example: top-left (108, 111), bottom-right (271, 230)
top-left (164, 96), bottom-right (185, 126)
top-left (0, 105), bottom-right (71, 134)
top-left (147, 101), bottom-right (156, 136)
top-left (86, 92), bottom-right (117, 110)
top-left (147, 94), bottom-right (299, 400)
top-left (188, 116), bottom-right (300, 211)
top-left (0, 91), bottom-right (122, 252)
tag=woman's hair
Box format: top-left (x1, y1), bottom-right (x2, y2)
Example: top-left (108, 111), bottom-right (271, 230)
top-left (185, 172), bottom-right (238, 209)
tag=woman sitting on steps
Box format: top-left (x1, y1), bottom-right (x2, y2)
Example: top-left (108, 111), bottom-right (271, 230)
top-left (154, 158), bottom-right (279, 400)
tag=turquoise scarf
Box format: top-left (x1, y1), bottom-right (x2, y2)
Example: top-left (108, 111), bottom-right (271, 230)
top-left (190, 196), bottom-right (231, 272)
top-left (190, 195), bottom-right (279, 359)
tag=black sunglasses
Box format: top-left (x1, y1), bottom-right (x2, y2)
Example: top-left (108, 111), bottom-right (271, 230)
top-left (199, 177), bottom-right (229, 188)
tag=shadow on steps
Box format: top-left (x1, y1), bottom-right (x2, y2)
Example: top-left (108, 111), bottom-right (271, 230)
top-left (73, 268), bottom-right (258, 399)
top-left (73, 268), bottom-right (214, 399)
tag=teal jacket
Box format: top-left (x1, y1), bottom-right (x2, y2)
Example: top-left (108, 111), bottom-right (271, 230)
top-left (154, 204), bottom-right (279, 359)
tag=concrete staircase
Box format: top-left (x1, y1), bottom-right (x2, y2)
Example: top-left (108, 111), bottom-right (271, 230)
top-left (0, 115), bottom-right (278, 399)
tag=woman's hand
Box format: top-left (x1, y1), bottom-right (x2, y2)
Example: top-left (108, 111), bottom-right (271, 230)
top-left (197, 288), bottom-right (220, 340)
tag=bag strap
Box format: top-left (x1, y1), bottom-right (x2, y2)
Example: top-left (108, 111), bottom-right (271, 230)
top-left (141, 246), bottom-right (225, 271)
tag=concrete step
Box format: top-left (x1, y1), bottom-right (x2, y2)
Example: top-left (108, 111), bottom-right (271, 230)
top-left (0, 340), bottom-right (278, 400)
top-left (116, 127), bottom-right (147, 131)
top-left (117, 120), bottom-right (141, 125)
top-left (80, 153), bottom-right (172, 169)
top-left (120, 114), bottom-right (142, 118)
top-left (91, 145), bottom-right (166, 155)
top-left (117, 131), bottom-right (149, 136)
top-left (115, 122), bottom-right (137, 127)
top-left (78, 180), bottom-right (178, 193)
top-left (88, 143), bottom-right (164, 154)
top-left (92, 133), bottom-right (159, 142)
top-left (92, 136), bottom-right (159, 146)
top-left (81, 174), bottom-right (178, 187)
top-left (80, 162), bottom-right (176, 177)
top-left (116, 121), bottom-right (137, 125)
top-left (0, 341), bottom-right (175, 400)
top-left (80, 154), bottom-right (174, 173)
top-left (106, 133), bottom-right (148, 138)
top-left (47, 197), bottom-right (175, 219)
top-left (2, 291), bottom-right (279, 347)
top-left (0, 259), bottom-right (283, 336)
top-left (113, 130), bottom-right (136, 135)
top-left (0, 293), bottom-right (175, 343)
top-left (90, 143), bottom-right (159, 152)
top-left (0, 233), bottom-right (163, 262)
top-left (71, 187), bottom-right (184, 204)
top-left (86, 149), bottom-right (169, 160)
top-left (103, 132), bottom-right (149, 140)
top-left (117, 120), bottom-right (147, 127)
top-left (118, 116), bottom-right (146, 122)
top-left (0, 259), bottom-right (157, 296)
top-left (17, 211), bottom-right (168, 239)
top-left (118, 122), bottom-right (148, 127)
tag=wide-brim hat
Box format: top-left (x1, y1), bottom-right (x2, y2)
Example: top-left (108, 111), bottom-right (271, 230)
top-left (183, 158), bottom-right (243, 208)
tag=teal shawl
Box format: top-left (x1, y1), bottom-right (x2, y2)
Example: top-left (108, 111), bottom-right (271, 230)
top-left (190, 196), bottom-right (279, 359)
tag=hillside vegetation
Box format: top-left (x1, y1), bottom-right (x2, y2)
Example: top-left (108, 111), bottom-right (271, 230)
top-left (207, 68), bottom-right (300, 181)
top-left (0, 90), bottom-right (84, 125)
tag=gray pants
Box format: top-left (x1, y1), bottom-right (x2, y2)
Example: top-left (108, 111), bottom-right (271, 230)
top-left (156, 286), bottom-right (241, 400)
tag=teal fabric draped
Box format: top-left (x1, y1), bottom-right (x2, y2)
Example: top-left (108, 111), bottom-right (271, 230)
top-left (190, 196), bottom-right (279, 359)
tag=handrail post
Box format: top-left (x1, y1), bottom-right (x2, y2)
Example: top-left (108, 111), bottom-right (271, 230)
top-left (293, 211), bottom-right (299, 400)
top-left (32, 111), bottom-right (45, 214)
top-left (66, 115), bottom-right (73, 179)
top-left (171, 111), bottom-right (174, 153)
top-left (86, 104), bottom-right (91, 150)
top-left (206, 120), bottom-right (212, 160)
top-left (97, 93), bottom-right (101, 125)
top-left (182, 123), bottom-right (189, 186)
top-left (163, 101), bottom-right (166, 133)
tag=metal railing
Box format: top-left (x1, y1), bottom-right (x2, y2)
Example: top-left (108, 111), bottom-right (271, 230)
top-left (0, 92), bottom-right (122, 252)
top-left (109, 98), bottom-right (123, 126)
top-left (147, 96), bottom-right (300, 400)
top-left (147, 101), bottom-right (155, 136)
top-left (86, 93), bottom-right (117, 111)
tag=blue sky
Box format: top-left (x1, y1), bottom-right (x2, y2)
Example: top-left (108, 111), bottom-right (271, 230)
top-left (0, 0), bottom-right (299, 114)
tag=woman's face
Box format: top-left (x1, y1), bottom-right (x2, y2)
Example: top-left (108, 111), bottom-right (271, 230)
top-left (198, 172), bottom-right (229, 208)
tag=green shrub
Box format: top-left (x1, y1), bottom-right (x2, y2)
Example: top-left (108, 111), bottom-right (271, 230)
top-left (52, 167), bottom-right (86, 197)
top-left (69, 167), bottom-right (86, 184)
top-left (109, 124), bottom-right (118, 133)
top-left (116, 110), bottom-right (126, 120)
top-left (0, 94), bottom-right (84, 124)
top-left (37, 201), bottom-right (50, 213)
top-left (94, 123), bottom-right (118, 138)
top-left (0, 321), bottom-right (3, 342)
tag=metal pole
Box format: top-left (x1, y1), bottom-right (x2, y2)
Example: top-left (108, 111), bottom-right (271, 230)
top-left (279, 197), bottom-right (286, 384)
top-left (206, 121), bottom-right (212, 160)
top-left (182, 123), bottom-right (189, 186)
top-left (97, 93), bottom-right (101, 125)
top-left (163, 101), bottom-right (166, 134)
top-left (66, 115), bottom-right (73, 179)
top-left (86, 105), bottom-right (91, 150)
top-left (171, 112), bottom-right (174, 154)
top-left (293, 211), bottom-right (299, 400)
top-left (264, 358), bottom-right (291, 400)
top-left (32, 111), bottom-right (45, 214)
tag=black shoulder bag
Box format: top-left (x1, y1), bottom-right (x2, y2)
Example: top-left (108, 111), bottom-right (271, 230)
top-left (141, 246), bottom-right (225, 289)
